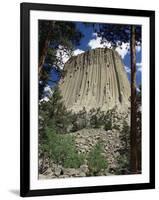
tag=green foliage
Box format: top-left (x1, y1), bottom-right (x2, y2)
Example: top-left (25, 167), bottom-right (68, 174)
top-left (120, 120), bottom-right (130, 150)
top-left (104, 120), bottom-right (112, 131)
top-left (38, 20), bottom-right (84, 98)
top-left (39, 21), bottom-right (83, 65)
top-left (39, 86), bottom-right (80, 168)
top-left (116, 154), bottom-right (130, 175)
top-left (116, 120), bottom-right (130, 174)
top-left (64, 152), bottom-right (85, 169)
top-left (136, 84), bottom-right (142, 171)
top-left (113, 124), bottom-right (120, 130)
top-left (39, 86), bottom-right (73, 135)
top-left (44, 126), bottom-right (85, 168)
top-left (96, 24), bottom-right (141, 48)
top-left (90, 115), bottom-right (100, 128)
top-left (90, 108), bottom-right (105, 129)
top-left (87, 142), bottom-right (108, 175)
top-left (71, 108), bottom-right (88, 132)
top-left (103, 109), bottom-right (114, 131)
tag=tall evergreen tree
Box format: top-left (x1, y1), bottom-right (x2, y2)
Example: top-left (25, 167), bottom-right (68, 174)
top-left (38, 20), bottom-right (83, 78)
top-left (38, 20), bottom-right (83, 99)
top-left (136, 85), bottom-right (142, 172)
top-left (97, 24), bottom-right (141, 173)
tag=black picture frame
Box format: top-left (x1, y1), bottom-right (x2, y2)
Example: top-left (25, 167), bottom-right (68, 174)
top-left (20, 2), bottom-right (155, 197)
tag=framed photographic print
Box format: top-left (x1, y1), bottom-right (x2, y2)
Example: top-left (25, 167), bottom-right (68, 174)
top-left (20, 2), bottom-right (155, 197)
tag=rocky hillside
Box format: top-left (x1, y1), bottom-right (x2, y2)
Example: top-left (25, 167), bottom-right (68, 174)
top-left (39, 108), bottom-right (130, 179)
top-left (39, 124), bottom-right (130, 179)
top-left (59, 48), bottom-right (130, 112)
top-left (38, 48), bottom-right (132, 179)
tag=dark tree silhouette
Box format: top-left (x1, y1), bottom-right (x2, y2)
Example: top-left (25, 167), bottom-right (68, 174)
top-left (136, 85), bottom-right (142, 172)
top-left (39, 20), bottom-right (83, 77)
top-left (38, 20), bottom-right (83, 98)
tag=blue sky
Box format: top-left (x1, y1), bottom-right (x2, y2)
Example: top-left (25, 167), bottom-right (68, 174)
top-left (49, 21), bottom-right (142, 88)
top-left (75, 22), bottom-right (142, 87)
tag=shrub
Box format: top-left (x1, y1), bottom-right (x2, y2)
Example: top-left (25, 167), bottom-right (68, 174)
top-left (116, 154), bottom-right (129, 175)
top-left (104, 120), bottom-right (112, 131)
top-left (116, 120), bottom-right (130, 174)
top-left (90, 115), bottom-right (100, 128)
top-left (120, 120), bottom-right (130, 152)
top-left (45, 127), bottom-right (85, 168)
top-left (87, 142), bottom-right (108, 175)
top-left (71, 116), bottom-right (87, 132)
top-left (103, 110), bottom-right (113, 131)
top-left (39, 86), bottom-right (75, 135)
top-left (113, 123), bottom-right (120, 130)
top-left (64, 152), bottom-right (85, 168)
top-left (89, 108), bottom-right (105, 129)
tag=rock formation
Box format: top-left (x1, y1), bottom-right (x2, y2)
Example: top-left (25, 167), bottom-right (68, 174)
top-left (59, 47), bottom-right (130, 112)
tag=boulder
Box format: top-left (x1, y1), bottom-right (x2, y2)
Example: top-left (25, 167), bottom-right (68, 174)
top-left (80, 164), bottom-right (89, 174)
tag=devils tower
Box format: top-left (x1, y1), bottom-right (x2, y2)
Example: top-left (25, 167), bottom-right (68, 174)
top-left (59, 48), bottom-right (130, 112)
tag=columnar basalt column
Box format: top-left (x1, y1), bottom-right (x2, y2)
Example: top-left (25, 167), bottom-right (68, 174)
top-left (59, 48), bottom-right (130, 113)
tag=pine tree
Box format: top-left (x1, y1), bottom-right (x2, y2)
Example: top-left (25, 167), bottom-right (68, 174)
top-left (38, 21), bottom-right (83, 78)
top-left (38, 21), bottom-right (83, 99)
top-left (136, 85), bottom-right (142, 172)
top-left (97, 24), bottom-right (141, 173)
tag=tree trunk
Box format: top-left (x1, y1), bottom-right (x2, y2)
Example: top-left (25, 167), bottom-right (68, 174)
top-left (38, 33), bottom-right (51, 78)
top-left (38, 21), bottom-right (55, 78)
top-left (130, 25), bottom-right (138, 173)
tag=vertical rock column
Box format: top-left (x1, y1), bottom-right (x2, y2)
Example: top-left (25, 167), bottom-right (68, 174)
top-left (59, 48), bottom-right (130, 112)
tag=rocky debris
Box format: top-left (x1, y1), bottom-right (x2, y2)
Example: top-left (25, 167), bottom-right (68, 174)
top-left (78, 172), bottom-right (86, 177)
top-left (54, 166), bottom-right (62, 176)
top-left (63, 168), bottom-right (77, 176)
top-left (70, 128), bottom-right (124, 172)
top-left (80, 164), bottom-right (89, 174)
top-left (39, 124), bottom-right (129, 179)
top-left (43, 168), bottom-right (53, 176)
top-left (38, 158), bottom-right (49, 174)
top-left (69, 106), bottom-right (130, 133)
top-left (39, 174), bottom-right (52, 179)
top-left (38, 47), bottom-right (132, 180)
top-left (39, 165), bottom-right (88, 179)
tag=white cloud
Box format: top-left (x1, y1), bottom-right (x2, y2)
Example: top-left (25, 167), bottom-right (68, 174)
top-left (40, 96), bottom-right (50, 103)
top-left (43, 85), bottom-right (53, 98)
top-left (115, 43), bottom-right (129, 59)
top-left (56, 45), bottom-right (71, 69)
top-left (40, 85), bottom-right (53, 102)
top-left (136, 62), bottom-right (142, 67)
top-left (73, 49), bottom-right (84, 56)
top-left (44, 85), bottom-right (52, 94)
top-left (124, 63), bottom-right (142, 74)
top-left (136, 87), bottom-right (140, 92)
top-left (92, 32), bottom-right (97, 37)
top-left (88, 33), bottom-right (111, 49)
top-left (56, 46), bottom-right (85, 68)
top-left (124, 65), bottom-right (131, 74)
top-left (88, 33), bottom-right (129, 59)
top-left (138, 68), bottom-right (142, 72)
top-left (136, 45), bottom-right (141, 52)
top-left (136, 62), bottom-right (142, 72)
top-left (88, 36), bottom-right (105, 49)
